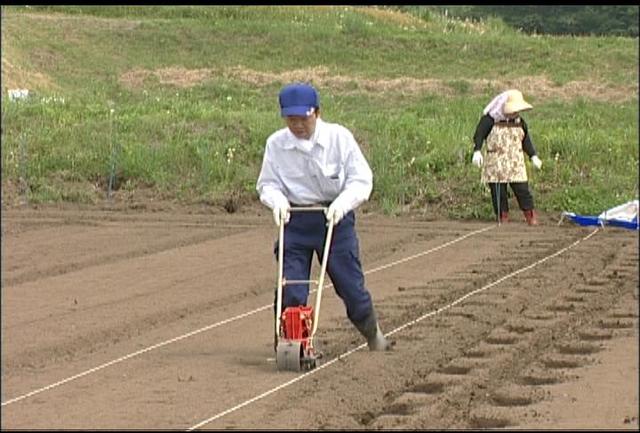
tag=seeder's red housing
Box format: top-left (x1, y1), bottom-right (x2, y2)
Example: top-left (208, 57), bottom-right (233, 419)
top-left (280, 306), bottom-right (314, 352)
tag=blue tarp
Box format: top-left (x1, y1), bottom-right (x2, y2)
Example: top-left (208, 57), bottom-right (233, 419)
top-left (561, 200), bottom-right (639, 230)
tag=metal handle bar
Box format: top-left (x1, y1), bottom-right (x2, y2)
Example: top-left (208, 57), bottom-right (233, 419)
top-left (288, 206), bottom-right (327, 212)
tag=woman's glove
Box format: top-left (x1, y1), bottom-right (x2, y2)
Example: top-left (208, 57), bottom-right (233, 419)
top-left (472, 151), bottom-right (483, 168)
top-left (531, 155), bottom-right (542, 169)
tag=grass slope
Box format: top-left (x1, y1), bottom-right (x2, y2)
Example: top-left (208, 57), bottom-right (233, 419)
top-left (2, 5), bottom-right (638, 218)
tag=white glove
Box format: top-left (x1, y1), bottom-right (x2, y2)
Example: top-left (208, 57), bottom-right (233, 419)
top-left (531, 155), bottom-right (542, 170)
top-left (472, 151), bottom-right (483, 168)
top-left (325, 202), bottom-right (346, 226)
top-left (272, 203), bottom-right (290, 227)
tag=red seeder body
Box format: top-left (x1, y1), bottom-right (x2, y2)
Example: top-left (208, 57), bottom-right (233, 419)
top-left (280, 306), bottom-right (315, 353)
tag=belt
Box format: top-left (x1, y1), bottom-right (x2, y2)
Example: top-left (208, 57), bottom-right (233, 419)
top-left (290, 202), bottom-right (331, 208)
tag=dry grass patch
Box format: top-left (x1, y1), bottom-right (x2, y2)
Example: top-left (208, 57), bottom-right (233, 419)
top-left (6, 11), bottom-right (142, 31)
top-left (118, 65), bottom-right (637, 103)
top-left (355, 6), bottom-right (426, 28)
top-left (119, 67), bottom-right (214, 89)
top-left (1, 57), bottom-right (57, 93)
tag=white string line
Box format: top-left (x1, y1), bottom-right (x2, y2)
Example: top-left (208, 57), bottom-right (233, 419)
top-left (386, 227), bottom-right (600, 337)
top-left (1, 305), bottom-right (269, 407)
top-left (186, 342), bottom-right (368, 431)
top-left (187, 227), bottom-right (599, 430)
top-left (1, 225), bottom-right (492, 407)
top-left (363, 225), bottom-right (493, 275)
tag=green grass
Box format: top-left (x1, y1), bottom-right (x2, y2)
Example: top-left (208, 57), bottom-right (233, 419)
top-left (1, 6), bottom-right (638, 219)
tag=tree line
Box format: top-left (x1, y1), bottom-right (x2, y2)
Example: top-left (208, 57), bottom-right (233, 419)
top-left (396, 6), bottom-right (639, 37)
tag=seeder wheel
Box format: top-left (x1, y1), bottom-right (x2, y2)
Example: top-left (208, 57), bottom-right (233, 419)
top-left (276, 340), bottom-right (303, 372)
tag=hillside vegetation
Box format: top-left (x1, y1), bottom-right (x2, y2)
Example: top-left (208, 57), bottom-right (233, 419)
top-left (412, 6), bottom-right (639, 37)
top-left (1, 5), bottom-right (638, 219)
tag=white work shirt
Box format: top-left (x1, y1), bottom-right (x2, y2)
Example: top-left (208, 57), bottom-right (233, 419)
top-left (256, 118), bottom-right (373, 213)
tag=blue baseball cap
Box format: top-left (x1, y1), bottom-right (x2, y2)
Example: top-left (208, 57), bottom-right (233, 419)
top-left (279, 83), bottom-right (319, 117)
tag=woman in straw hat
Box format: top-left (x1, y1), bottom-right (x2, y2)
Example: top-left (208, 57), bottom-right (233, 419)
top-left (471, 89), bottom-right (543, 226)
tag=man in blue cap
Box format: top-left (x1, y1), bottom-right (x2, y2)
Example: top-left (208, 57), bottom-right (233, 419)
top-left (257, 82), bottom-right (392, 351)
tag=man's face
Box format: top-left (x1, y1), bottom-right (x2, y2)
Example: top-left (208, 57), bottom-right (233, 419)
top-left (285, 110), bottom-right (318, 140)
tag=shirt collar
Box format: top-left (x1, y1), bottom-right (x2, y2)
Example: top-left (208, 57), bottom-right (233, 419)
top-left (281, 118), bottom-right (328, 150)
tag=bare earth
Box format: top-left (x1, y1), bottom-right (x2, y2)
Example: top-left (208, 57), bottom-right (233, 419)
top-left (1, 204), bottom-right (638, 430)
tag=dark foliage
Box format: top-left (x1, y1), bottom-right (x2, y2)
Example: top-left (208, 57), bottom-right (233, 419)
top-left (396, 6), bottom-right (639, 37)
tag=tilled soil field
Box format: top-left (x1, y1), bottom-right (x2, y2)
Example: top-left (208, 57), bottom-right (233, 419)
top-left (1, 205), bottom-right (638, 430)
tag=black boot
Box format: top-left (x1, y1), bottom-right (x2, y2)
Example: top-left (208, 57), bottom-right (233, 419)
top-left (353, 310), bottom-right (393, 351)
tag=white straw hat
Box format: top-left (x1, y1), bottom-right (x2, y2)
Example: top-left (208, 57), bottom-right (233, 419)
top-left (502, 89), bottom-right (533, 114)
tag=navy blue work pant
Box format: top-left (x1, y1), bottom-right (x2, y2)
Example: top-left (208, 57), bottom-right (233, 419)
top-left (273, 210), bottom-right (373, 324)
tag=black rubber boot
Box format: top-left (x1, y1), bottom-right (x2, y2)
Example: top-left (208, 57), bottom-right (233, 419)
top-left (353, 310), bottom-right (392, 351)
